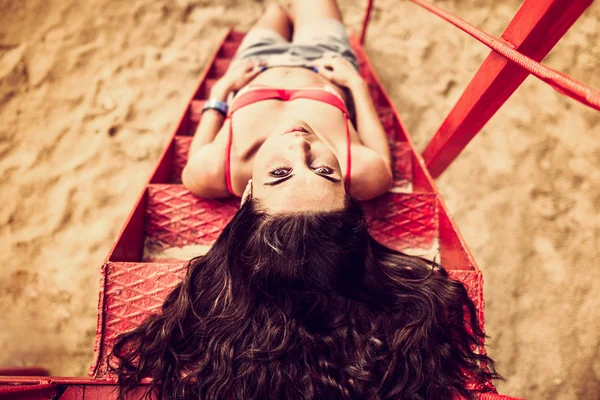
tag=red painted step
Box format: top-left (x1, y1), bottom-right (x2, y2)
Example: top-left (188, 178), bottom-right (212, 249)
top-left (207, 57), bottom-right (231, 79)
top-left (141, 184), bottom-right (437, 262)
top-left (195, 78), bottom-right (218, 99)
top-left (143, 185), bottom-right (239, 261)
top-left (217, 41), bottom-right (240, 59)
top-left (185, 99), bottom-right (205, 135)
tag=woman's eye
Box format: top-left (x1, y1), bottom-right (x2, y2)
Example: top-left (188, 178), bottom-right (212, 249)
top-left (314, 165), bottom-right (333, 174)
top-left (270, 167), bottom-right (292, 177)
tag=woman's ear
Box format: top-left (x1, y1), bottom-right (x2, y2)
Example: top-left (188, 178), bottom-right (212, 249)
top-left (240, 179), bottom-right (253, 206)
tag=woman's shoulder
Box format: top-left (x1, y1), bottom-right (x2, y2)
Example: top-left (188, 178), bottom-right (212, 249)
top-left (349, 144), bottom-right (393, 201)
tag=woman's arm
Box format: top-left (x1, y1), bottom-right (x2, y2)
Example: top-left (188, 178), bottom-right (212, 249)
top-left (189, 83), bottom-right (229, 155)
top-left (183, 81), bottom-right (233, 198)
top-left (183, 60), bottom-right (265, 198)
top-left (346, 78), bottom-right (391, 169)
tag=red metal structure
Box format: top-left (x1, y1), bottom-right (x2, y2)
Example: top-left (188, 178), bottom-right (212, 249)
top-left (405, 0), bottom-right (599, 178)
top-left (2, 0), bottom-right (597, 398)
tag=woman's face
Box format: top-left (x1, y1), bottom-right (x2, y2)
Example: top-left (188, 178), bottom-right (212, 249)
top-left (246, 119), bottom-right (346, 212)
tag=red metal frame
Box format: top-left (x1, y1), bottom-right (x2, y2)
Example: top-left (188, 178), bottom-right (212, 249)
top-left (0, 367), bottom-right (49, 377)
top-left (409, 0), bottom-right (599, 112)
top-left (415, 0), bottom-right (597, 177)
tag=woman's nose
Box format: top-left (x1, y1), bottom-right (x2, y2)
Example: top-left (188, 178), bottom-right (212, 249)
top-left (287, 138), bottom-right (311, 152)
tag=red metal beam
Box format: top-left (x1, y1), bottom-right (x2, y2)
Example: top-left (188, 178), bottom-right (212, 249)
top-left (0, 367), bottom-right (49, 376)
top-left (0, 384), bottom-right (58, 400)
top-left (415, 0), bottom-right (594, 178)
top-left (360, 0), bottom-right (375, 45)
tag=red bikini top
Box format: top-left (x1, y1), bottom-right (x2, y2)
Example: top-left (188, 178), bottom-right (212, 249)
top-left (225, 86), bottom-right (352, 196)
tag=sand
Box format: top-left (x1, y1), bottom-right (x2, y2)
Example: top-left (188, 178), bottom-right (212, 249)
top-left (0, 0), bottom-right (598, 398)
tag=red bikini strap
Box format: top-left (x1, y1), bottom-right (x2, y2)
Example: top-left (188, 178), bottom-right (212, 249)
top-left (288, 89), bottom-right (349, 115)
top-left (225, 115), bottom-right (235, 196)
top-left (229, 89), bottom-right (283, 114)
top-left (344, 113), bottom-right (351, 193)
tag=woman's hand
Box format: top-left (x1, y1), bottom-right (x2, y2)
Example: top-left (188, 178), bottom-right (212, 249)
top-left (214, 59), bottom-right (266, 96)
top-left (310, 56), bottom-right (363, 88)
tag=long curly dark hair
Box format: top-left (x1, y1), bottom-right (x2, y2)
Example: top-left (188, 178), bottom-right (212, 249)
top-left (110, 198), bottom-right (500, 399)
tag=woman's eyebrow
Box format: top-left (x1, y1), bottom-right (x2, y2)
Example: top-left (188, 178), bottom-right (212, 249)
top-left (319, 175), bottom-right (342, 184)
top-left (264, 174), bottom-right (341, 186)
top-left (264, 175), bottom-right (294, 186)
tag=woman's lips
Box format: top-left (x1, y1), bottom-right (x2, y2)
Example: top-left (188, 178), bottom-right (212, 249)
top-left (283, 126), bottom-right (309, 134)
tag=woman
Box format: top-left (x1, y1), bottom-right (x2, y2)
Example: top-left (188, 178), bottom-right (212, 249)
top-left (182, 0), bottom-right (394, 204)
top-left (111, 196), bottom-right (500, 399)
top-left (110, 2), bottom-right (501, 399)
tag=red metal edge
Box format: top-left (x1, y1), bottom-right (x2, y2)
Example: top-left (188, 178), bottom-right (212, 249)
top-left (0, 377), bottom-right (146, 400)
top-left (0, 383), bottom-right (58, 399)
top-left (351, 34), bottom-right (478, 271)
top-left (107, 191), bottom-right (147, 262)
top-left (437, 199), bottom-right (478, 271)
top-left (149, 138), bottom-right (175, 184)
top-left (451, 270), bottom-right (484, 332)
top-left (0, 376), bottom-right (117, 385)
top-left (411, 151), bottom-right (434, 192)
top-left (477, 394), bottom-right (525, 400)
top-left (0, 368), bottom-right (49, 376)
top-left (359, 0), bottom-right (375, 45)
top-left (0, 377), bottom-right (523, 400)
top-left (89, 262), bottom-right (109, 377)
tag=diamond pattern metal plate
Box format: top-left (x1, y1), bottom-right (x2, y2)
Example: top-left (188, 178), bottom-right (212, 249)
top-left (91, 261), bottom-right (484, 380)
top-left (362, 192), bottom-right (437, 251)
top-left (144, 184), bottom-right (240, 256)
